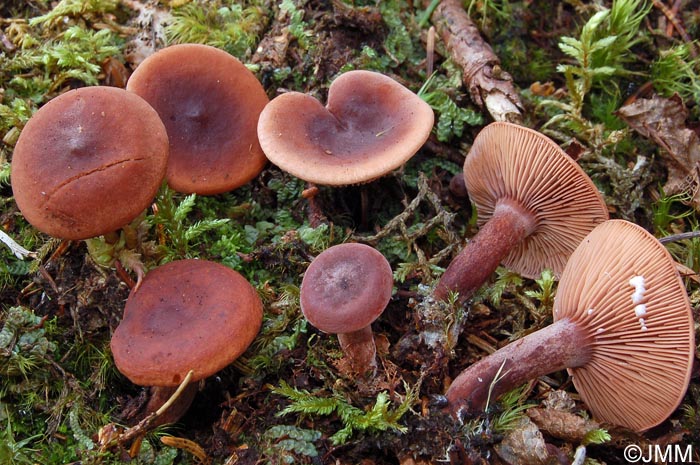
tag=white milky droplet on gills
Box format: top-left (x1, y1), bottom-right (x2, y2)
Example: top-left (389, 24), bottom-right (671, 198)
top-left (628, 275), bottom-right (645, 289)
top-left (628, 276), bottom-right (649, 330)
top-left (628, 275), bottom-right (646, 304)
top-left (639, 318), bottom-right (648, 331)
top-left (631, 290), bottom-right (644, 304)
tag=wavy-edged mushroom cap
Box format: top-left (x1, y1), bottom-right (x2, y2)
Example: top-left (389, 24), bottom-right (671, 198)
top-left (257, 70), bottom-right (434, 185)
top-left (11, 86), bottom-right (168, 240)
top-left (300, 243), bottom-right (393, 333)
top-left (464, 121), bottom-right (608, 278)
top-left (555, 220), bottom-right (694, 431)
top-left (111, 259), bottom-right (263, 387)
top-left (126, 44), bottom-right (269, 195)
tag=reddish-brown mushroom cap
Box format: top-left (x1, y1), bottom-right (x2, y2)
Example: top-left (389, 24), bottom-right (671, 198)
top-left (464, 121), bottom-right (609, 278)
top-left (126, 44), bottom-right (269, 195)
top-left (555, 219), bottom-right (695, 431)
top-left (11, 86), bottom-right (169, 240)
top-left (111, 259), bottom-right (263, 387)
top-left (300, 243), bottom-right (393, 334)
top-left (257, 70), bottom-right (434, 185)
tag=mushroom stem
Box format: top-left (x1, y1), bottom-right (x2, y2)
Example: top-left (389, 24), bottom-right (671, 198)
top-left (445, 318), bottom-right (592, 418)
top-left (337, 326), bottom-right (378, 378)
top-left (145, 383), bottom-right (198, 428)
top-left (434, 198), bottom-right (537, 302)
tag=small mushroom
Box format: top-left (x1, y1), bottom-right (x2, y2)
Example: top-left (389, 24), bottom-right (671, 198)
top-left (445, 220), bottom-right (695, 432)
top-left (300, 243), bottom-right (393, 377)
top-left (434, 121), bottom-right (608, 302)
top-left (257, 70), bottom-right (434, 186)
top-left (111, 259), bottom-right (263, 423)
top-left (11, 86), bottom-right (169, 240)
top-left (126, 44), bottom-right (269, 195)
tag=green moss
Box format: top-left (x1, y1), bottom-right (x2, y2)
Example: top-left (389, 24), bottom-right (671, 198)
top-left (651, 43), bottom-right (700, 105)
top-left (0, 1), bottom-right (699, 463)
top-left (272, 381), bottom-right (414, 446)
top-left (165, 0), bottom-right (268, 58)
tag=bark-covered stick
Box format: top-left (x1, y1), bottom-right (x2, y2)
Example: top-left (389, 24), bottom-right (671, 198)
top-left (427, 0), bottom-right (523, 122)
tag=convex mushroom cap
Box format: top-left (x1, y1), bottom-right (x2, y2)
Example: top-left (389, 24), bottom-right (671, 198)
top-left (300, 242), bottom-right (393, 333)
top-left (444, 220), bottom-right (695, 432)
top-left (300, 242), bottom-right (393, 377)
top-left (111, 259), bottom-right (263, 387)
top-left (257, 70), bottom-right (434, 185)
top-left (126, 44), bottom-right (269, 195)
top-left (464, 121), bottom-right (609, 278)
top-left (11, 86), bottom-right (169, 240)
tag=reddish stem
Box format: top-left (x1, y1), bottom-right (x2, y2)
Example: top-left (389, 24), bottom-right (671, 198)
top-left (434, 198), bottom-right (536, 302)
top-left (337, 326), bottom-right (377, 378)
top-left (445, 318), bottom-right (592, 418)
top-left (145, 383), bottom-right (198, 427)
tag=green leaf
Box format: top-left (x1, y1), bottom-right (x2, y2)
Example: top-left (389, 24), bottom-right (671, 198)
top-left (589, 35), bottom-right (618, 52)
top-left (174, 194), bottom-right (197, 222)
top-left (558, 37), bottom-right (583, 59)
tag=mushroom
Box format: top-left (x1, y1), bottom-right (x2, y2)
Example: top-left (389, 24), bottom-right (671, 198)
top-left (257, 69), bottom-right (434, 186)
top-left (445, 220), bottom-right (695, 432)
top-left (110, 259), bottom-right (263, 424)
top-left (434, 121), bottom-right (609, 302)
top-left (126, 44), bottom-right (269, 195)
top-left (300, 243), bottom-right (393, 377)
top-left (11, 86), bottom-right (169, 240)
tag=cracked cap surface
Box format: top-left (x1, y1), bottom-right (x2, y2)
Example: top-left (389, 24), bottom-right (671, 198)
top-left (11, 86), bottom-right (169, 240)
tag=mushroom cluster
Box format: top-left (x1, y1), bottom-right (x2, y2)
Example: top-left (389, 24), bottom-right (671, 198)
top-left (445, 220), bottom-right (695, 432)
top-left (8, 29), bottom-right (696, 451)
top-left (11, 43), bottom-right (271, 246)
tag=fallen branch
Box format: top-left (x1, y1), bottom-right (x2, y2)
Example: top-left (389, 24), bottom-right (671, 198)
top-left (426, 0), bottom-right (523, 123)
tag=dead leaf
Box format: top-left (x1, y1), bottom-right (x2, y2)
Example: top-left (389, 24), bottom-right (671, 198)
top-left (541, 390), bottom-right (577, 412)
top-left (616, 94), bottom-right (700, 210)
top-left (527, 407), bottom-right (601, 443)
top-left (494, 417), bottom-right (559, 465)
top-left (121, 0), bottom-right (172, 68)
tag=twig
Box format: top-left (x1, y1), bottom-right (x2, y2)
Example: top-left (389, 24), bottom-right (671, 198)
top-left (161, 436), bottom-right (211, 465)
top-left (0, 229), bottom-right (36, 260)
top-left (652, 0), bottom-right (697, 57)
top-left (571, 446), bottom-right (587, 465)
top-left (115, 369), bottom-right (195, 448)
top-left (426, 0), bottom-right (523, 122)
top-left (465, 333), bottom-right (497, 354)
top-left (483, 358), bottom-right (509, 413)
top-left (426, 25), bottom-right (436, 76)
top-left (659, 230), bottom-right (700, 243)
